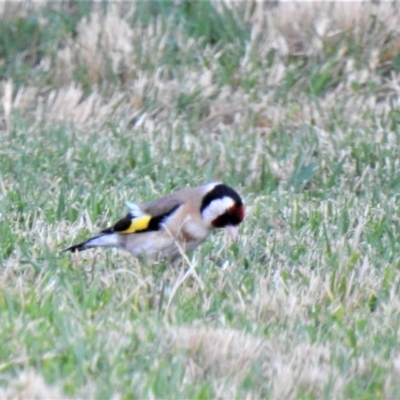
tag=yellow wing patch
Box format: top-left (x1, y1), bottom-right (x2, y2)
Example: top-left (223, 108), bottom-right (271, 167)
top-left (120, 215), bottom-right (152, 234)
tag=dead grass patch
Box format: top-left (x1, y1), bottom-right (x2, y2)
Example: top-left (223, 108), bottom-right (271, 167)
top-left (163, 325), bottom-right (346, 398)
top-left (164, 326), bottom-right (268, 379)
top-left (0, 369), bottom-right (67, 400)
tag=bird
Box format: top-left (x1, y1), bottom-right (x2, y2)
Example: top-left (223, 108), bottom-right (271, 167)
top-left (63, 182), bottom-right (244, 261)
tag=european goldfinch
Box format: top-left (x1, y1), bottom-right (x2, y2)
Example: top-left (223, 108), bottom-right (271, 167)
top-left (64, 183), bottom-right (244, 261)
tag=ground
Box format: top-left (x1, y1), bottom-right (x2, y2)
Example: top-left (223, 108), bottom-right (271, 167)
top-left (1, 1), bottom-right (400, 398)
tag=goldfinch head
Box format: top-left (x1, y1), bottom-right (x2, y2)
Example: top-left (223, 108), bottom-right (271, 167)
top-left (200, 183), bottom-right (244, 239)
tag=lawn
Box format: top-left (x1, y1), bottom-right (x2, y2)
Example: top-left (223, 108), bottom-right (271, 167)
top-left (2, 1), bottom-right (400, 398)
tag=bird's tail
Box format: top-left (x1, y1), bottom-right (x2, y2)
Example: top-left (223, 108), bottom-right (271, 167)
top-left (63, 233), bottom-right (119, 253)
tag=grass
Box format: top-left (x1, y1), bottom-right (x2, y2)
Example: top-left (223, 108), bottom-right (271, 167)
top-left (2, 0), bottom-right (400, 398)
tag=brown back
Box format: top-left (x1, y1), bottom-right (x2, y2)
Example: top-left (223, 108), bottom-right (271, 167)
top-left (141, 184), bottom-right (216, 217)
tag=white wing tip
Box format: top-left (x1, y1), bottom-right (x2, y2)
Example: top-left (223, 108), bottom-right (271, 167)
top-left (125, 201), bottom-right (145, 217)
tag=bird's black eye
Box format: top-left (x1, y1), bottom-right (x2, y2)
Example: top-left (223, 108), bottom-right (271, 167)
top-left (212, 204), bottom-right (244, 228)
top-left (212, 213), bottom-right (231, 228)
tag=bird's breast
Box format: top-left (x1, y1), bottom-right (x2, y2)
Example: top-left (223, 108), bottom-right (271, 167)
top-left (161, 204), bottom-right (211, 243)
top-left (178, 218), bottom-right (210, 242)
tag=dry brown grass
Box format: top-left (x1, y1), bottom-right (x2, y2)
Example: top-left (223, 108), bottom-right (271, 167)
top-left (162, 325), bottom-right (344, 398)
top-left (0, 369), bottom-right (68, 400)
top-left (2, 1), bottom-right (399, 129)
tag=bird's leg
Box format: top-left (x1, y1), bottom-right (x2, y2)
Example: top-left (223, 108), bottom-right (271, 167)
top-left (153, 258), bottom-right (181, 314)
top-left (157, 278), bottom-right (167, 315)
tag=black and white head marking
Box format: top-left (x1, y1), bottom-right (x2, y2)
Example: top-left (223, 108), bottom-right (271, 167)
top-left (201, 184), bottom-right (244, 228)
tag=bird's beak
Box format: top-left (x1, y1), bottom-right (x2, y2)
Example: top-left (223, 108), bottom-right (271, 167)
top-left (225, 225), bottom-right (239, 241)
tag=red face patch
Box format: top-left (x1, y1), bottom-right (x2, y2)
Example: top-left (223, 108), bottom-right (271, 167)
top-left (234, 204), bottom-right (245, 223)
